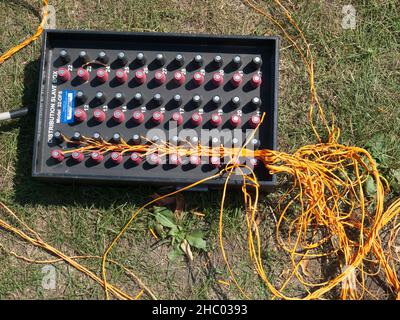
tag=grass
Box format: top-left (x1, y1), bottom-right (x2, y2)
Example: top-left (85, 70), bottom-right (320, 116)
top-left (0, 0), bottom-right (399, 299)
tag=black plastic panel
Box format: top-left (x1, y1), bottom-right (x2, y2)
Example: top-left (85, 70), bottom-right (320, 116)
top-left (32, 30), bottom-right (279, 190)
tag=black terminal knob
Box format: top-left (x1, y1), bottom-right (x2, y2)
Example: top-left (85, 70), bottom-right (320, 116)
top-left (79, 50), bottom-right (90, 64)
top-left (155, 53), bottom-right (165, 66)
top-left (213, 55), bottom-right (223, 68)
top-left (251, 56), bottom-right (262, 69)
top-left (232, 137), bottom-right (241, 147)
top-left (171, 135), bottom-right (180, 145)
top-left (97, 51), bottom-right (109, 64)
top-left (250, 138), bottom-right (260, 149)
top-left (117, 52), bottom-right (128, 66)
top-left (95, 91), bottom-right (107, 104)
top-left (93, 132), bottom-right (101, 140)
top-left (231, 96), bottom-right (241, 108)
top-left (136, 52), bottom-right (147, 66)
top-left (193, 54), bottom-right (203, 67)
top-left (175, 54), bottom-right (185, 67)
top-left (210, 136), bottom-right (219, 145)
top-left (133, 92), bottom-right (144, 104)
top-left (251, 97), bottom-right (262, 109)
top-left (59, 49), bottom-right (70, 63)
top-left (53, 130), bottom-right (63, 143)
top-left (112, 133), bottom-right (121, 143)
top-left (153, 93), bottom-right (163, 106)
top-left (114, 92), bottom-right (125, 105)
top-left (212, 95), bottom-right (222, 107)
top-left (192, 95), bottom-right (202, 107)
top-left (132, 134), bottom-right (141, 145)
top-left (151, 135), bottom-right (160, 143)
top-left (72, 131), bottom-right (82, 141)
top-left (75, 91), bottom-right (87, 104)
top-left (232, 55), bottom-right (242, 68)
top-left (173, 94), bottom-right (182, 106)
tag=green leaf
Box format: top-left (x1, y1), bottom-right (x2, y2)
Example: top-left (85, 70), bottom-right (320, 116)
top-left (389, 169), bottom-right (400, 193)
top-left (186, 230), bottom-right (207, 250)
top-left (168, 226), bottom-right (178, 236)
top-left (154, 223), bottom-right (166, 238)
top-left (365, 133), bottom-right (394, 168)
top-left (168, 247), bottom-right (183, 261)
top-left (365, 176), bottom-right (377, 197)
top-left (154, 207), bottom-right (176, 229)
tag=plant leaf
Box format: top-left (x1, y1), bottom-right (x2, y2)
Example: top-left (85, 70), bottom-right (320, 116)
top-left (154, 207), bottom-right (176, 229)
top-left (365, 176), bottom-right (377, 197)
top-left (186, 230), bottom-right (207, 250)
top-left (389, 169), bottom-right (400, 193)
top-left (154, 223), bottom-right (166, 238)
top-left (168, 247), bottom-right (183, 261)
top-left (168, 226), bottom-right (178, 237)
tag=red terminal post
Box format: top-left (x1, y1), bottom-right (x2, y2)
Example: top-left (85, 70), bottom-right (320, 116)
top-left (154, 70), bottom-right (166, 85)
top-left (74, 108), bottom-right (87, 122)
top-left (76, 67), bottom-right (89, 82)
top-left (230, 114), bottom-right (241, 127)
top-left (90, 151), bottom-right (104, 164)
top-left (151, 111), bottom-right (164, 124)
top-left (210, 156), bottom-right (221, 168)
top-left (93, 109), bottom-right (106, 123)
top-left (71, 151), bottom-right (84, 163)
top-left (189, 155), bottom-right (201, 166)
top-left (115, 69), bottom-right (128, 83)
top-left (51, 149), bottom-right (64, 162)
top-left (193, 72), bottom-right (204, 86)
top-left (250, 74), bottom-right (262, 88)
top-left (132, 110), bottom-right (145, 124)
top-left (110, 152), bottom-right (123, 164)
top-left (96, 69), bottom-right (108, 83)
top-left (57, 68), bottom-right (71, 82)
top-left (173, 71), bottom-right (186, 86)
top-left (112, 109), bottom-right (125, 123)
top-left (230, 72), bottom-right (243, 87)
top-left (130, 152), bottom-right (142, 165)
top-left (171, 112), bottom-right (183, 126)
top-left (169, 154), bottom-right (182, 166)
top-left (212, 73), bottom-right (224, 87)
top-left (148, 153), bottom-right (161, 165)
top-left (191, 112), bottom-right (203, 126)
top-left (134, 69), bottom-right (146, 84)
top-left (210, 113), bottom-right (222, 127)
top-left (249, 115), bottom-right (261, 128)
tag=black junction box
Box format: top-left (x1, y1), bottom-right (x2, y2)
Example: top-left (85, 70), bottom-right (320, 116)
top-left (32, 29), bottom-right (279, 190)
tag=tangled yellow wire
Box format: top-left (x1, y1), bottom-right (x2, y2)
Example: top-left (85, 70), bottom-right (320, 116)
top-left (0, 0), bottom-right (399, 300)
top-left (0, 0), bottom-right (49, 65)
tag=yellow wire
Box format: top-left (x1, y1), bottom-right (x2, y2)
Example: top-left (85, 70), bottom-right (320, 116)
top-left (0, 0), bottom-right (49, 65)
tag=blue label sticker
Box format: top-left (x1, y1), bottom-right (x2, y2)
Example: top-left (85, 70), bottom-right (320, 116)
top-left (61, 90), bottom-right (76, 123)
